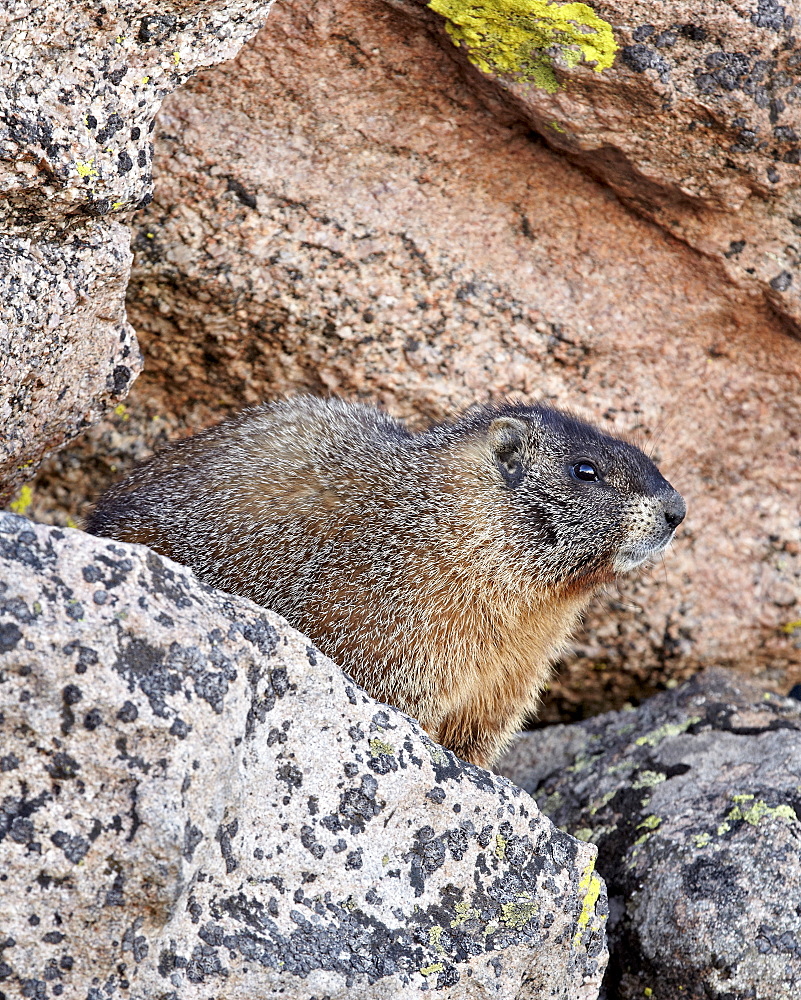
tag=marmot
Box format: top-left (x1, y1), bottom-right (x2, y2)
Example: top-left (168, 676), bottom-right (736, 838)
top-left (87, 397), bottom-right (685, 767)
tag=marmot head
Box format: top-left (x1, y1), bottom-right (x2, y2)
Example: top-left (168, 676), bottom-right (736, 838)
top-left (448, 403), bottom-right (685, 589)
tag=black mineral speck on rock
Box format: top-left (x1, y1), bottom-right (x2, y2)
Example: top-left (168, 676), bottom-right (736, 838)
top-left (0, 622), bottom-right (22, 653)
top-left (621, 44), bottom-right (671, 82)
top-left (770, 270), bottom-right (793, 291)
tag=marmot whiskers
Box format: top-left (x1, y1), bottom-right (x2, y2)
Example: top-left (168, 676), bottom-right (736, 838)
top-left (87, 397), bottom-right (685, 767)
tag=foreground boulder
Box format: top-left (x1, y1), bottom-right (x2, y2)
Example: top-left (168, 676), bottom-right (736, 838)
top-left (498, 669), bottom-right (801, 1000)
top-left (0, 513), bottom-right (607, 999)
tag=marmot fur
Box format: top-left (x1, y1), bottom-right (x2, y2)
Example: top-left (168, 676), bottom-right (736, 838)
top-left (87, 397), bottom-right (685, 767)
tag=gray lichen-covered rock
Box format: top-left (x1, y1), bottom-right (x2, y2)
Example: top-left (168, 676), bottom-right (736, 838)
top-left (1, 0), bottom-right (277, 226)
top-left (0, 513), bottom-right (608, 999)
top-left (498, 669), bottom-right (801, 1000)
top-left (0, 224), bottom-right (138, 505)
top-left (0, 0), bottom-right (276, 501)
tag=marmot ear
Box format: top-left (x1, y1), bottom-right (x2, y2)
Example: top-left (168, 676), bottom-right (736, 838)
top-left (488, 418), bottom-right (529, 487)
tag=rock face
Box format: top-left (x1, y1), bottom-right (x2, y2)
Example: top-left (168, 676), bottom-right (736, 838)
top-left (393, 0), bottom-right (801, 333)
top-left (498, 669), bottom-right (801, 1000)
top-left (0, 0), bottom-right (277, 502)
top-left (0, 512), bottom-right (608, 999)
top-left (24, 0), bottom-right (801, 720)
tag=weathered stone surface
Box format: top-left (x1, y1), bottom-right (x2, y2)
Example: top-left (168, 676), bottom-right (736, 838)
top-left (23, 0), bottom-right (801, 720)
top-left (0, 224), bottom-right (139, 505)
top-left (0, 512), bottom-right (608, 998)
top-left (498, 669), bottom-right (801, 1000)
top-left (392, 0), bottom-right (801, 331)
top-left (1, 0), bottom-right (277, 228)
top-left (0, 0), bottom-right (276, 501)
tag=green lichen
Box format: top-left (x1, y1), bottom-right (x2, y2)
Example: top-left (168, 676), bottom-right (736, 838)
top-left (589, 789), bottom-right (616, 814)
top-left (633, 814), bottom-right (661, 846)
top-left (429, 925), bottom-right (445, 952)
top-left (450, 902), bottom-right (480, 927)
top-left (428, 0), bottom-right (617, 93)
top-left (494, 834), bottom-right (507, 860)
top-left (573, 861), bottom-right (603, 945)
top-left (726, 794), bottom-right (797, 827)
top-left (573, 827), bottom-right (593, 841)
top-left (424, 741), bottom-right (447, 765)
top-left (635, 717), bottom-right (701, 747)
top-left (369, 737), bottom-right (394, 757)
top-left (9, 484), bottom-right (33, 516)
top-left (500, 895), bottom-right (538, 928)
top-left (567, 751), bottom-right (603, 773)
top-left (541, 790), bottom-right (563, 813)
top-left (694, 832), bottom-right (711, 848)
top-left (717, 820), bottom-right (731, 836)
top-left (632, 770), bottom-right (667, 789)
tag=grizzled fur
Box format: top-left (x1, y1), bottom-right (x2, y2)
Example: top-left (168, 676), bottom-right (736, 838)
top-left (87, 397), bottom-right (685, 767)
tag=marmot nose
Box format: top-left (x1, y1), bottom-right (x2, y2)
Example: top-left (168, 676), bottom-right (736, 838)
top-left (662, 493), bottom-right (686, 531)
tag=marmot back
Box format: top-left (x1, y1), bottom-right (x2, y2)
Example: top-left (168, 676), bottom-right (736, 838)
top-left (88, 396), bottom-right (685, 767)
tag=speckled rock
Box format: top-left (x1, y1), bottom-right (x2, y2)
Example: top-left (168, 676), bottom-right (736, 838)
top-left (1, 0), bottom-right (277, 227)
top-left (498, 669), bottom-right (801, 1000)
top-left (0, 513), bottom-right (608, 999)
top-left (0, 0), bottom-right (276, 502)
top-left (25, 0), bottom-right (801, 720)
top-left (391, 0), bottom-right (801, 332)
top-left (0, 224), bottom-right (138, 506)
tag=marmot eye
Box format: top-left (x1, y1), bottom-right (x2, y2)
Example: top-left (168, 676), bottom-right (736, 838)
top-left (572, 462), bottom-right (599, 482)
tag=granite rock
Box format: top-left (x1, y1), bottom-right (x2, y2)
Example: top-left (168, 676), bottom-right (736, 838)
top-left (498, 669), bottom-right (801, 1000)
top-left (0, 512), bottom-right (608, 999)
top-left (0, 0), bottom-right (276, 502)
top-left (393, 0), bottom-right (801, 332)
top-left (0, 224), bottom-right (138, 505)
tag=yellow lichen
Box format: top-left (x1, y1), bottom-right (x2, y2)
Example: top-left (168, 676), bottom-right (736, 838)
top-left (694, 832), bottom-right (710, 848)
top-left (369, 737), bottom-right (394, 757)
top-left (429, 925), bottom-right (445, 952)
top-left (573, 861), bottom-right (603, 945)
top-left (420, 962), bottom-right (444, 976)
top-left (635, 717), bottom-right (701, 748)
top-left (632, 770), bottom-right (667, 790)
top-left (726, 794), bottom-right (796, 827)
top-left (500, 895), bottom-right (538, 928)
top-left (494, 834), bottom-right (507, 859)
top-left (781, 619), bottom-right (801, 635)
top-left (428, 0), bottom-right (617, 93)
top-left (450, 902), bottom-right (480, 927)
top-left (9, 484), bottom-right (33, 516)
top-left (76, 159), bottom-right (97, 178)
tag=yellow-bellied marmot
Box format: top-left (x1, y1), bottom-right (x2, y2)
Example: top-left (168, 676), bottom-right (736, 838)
top-left (87, 397), bottom-right (685, 767)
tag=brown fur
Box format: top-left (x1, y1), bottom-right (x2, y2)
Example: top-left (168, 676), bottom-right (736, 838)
top-left (87, 397), bottom-right (685, 768)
